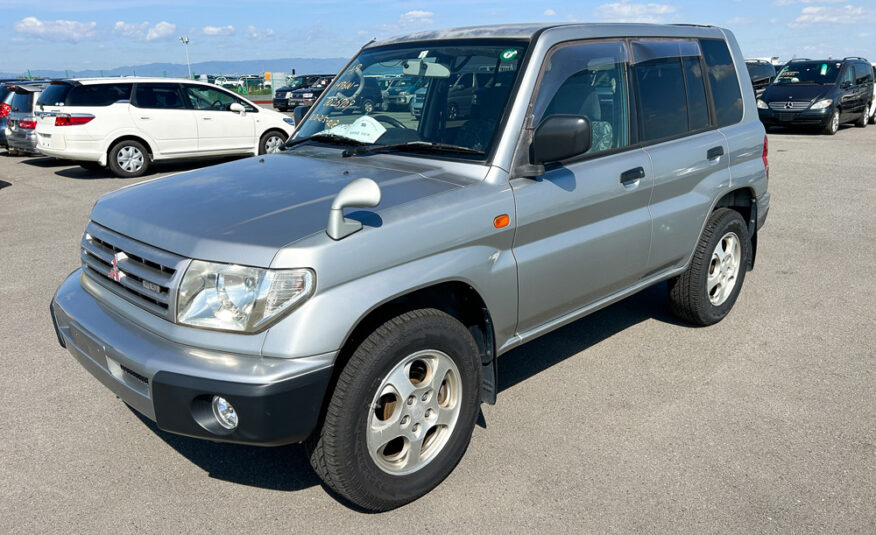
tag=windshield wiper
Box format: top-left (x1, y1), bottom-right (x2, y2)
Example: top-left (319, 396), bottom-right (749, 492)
top-left (342, 141), bottom-right (486, 158)
top-left (285, 133), bottom-right (369, 150)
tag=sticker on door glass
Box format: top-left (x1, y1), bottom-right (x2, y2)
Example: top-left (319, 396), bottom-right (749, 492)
top-left (500, 49), bottom-right (519, 62)
top-left (820, 64), bottom-right (828, 75)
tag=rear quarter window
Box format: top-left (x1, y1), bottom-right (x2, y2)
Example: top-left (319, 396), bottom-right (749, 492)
top-left (66, 84), bottom-right (133, 106)
top-left (700, 39), bottom-right (743, 127)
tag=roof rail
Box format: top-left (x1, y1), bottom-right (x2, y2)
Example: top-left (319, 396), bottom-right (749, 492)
top-left (671, 23), bottom-right (715, 28)
top-left (842, 56), bottom-right (868, 62)
top-left (788, 58), bottom-right (812, 62)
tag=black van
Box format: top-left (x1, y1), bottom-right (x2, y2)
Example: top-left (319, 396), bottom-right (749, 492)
top-left (757, 57), bottom-right (873, 135)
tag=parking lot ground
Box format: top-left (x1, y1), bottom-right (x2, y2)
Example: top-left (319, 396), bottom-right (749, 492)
top-left (0, 124), bottom-right (874, 533)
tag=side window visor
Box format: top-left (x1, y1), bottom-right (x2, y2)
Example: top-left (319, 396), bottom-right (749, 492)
top-left (630, 39), bottom-right (702, 64)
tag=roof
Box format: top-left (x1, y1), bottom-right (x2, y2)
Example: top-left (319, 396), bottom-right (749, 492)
top-left (367, 22), bottom-right (721, 48)
top-left (61, 76), bottom-right (197, 85)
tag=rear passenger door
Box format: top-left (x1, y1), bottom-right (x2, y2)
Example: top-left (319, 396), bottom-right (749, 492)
top-left (182, 84), bottom-right (256, 152)
top-left (636, 39), bottom-right (735, 273)
top-left (512, 40), bottom-right (654, 332)
top-left (130, 83), bottom-right (198, 155)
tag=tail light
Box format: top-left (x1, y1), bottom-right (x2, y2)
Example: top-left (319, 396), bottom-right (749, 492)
top-left (19, 120), bottom-right (36, 130)
top-left (55, 114), bottom-right (94, 126)
top-left (0, 103), bottom-right (10, 118)
top-left (762, 135), bottom-right (769, 179)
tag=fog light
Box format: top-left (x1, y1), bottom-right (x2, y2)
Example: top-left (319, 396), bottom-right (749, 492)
top-left (212, 396), bottom-right (238, 430)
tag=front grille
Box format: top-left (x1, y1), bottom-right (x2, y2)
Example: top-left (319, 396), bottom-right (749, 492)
top-left (80, 221), bottom-right (188, 320)
top-left (769, 101), bottom-right (810, 110)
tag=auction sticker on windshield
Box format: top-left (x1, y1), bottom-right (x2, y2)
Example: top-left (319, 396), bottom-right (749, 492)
top-left (501, 49), bottom-right (519, 61)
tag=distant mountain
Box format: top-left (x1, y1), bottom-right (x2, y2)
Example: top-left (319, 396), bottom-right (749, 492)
top-left (0, 57), bottom-right (348, 79)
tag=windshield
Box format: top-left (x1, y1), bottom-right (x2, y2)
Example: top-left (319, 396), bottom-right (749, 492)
top-left (775, 61), bottom-right (841, 85)
top-left (294, 41), bottom-right (528, 158)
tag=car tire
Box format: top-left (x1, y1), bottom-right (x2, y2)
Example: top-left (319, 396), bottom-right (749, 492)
top-left (855, 106), bottom-right (868, 128)
top-left (108, 139), bottom-right (149, 178)
top-left (307, 308), bottom-right (481, 511)
top-left (258, 131), bottom-right (287, 155)
top-left (668, 208), bottom-right (751, 326)
top-left (362, 99), bottom-right (375, 114)
top-left (824, 109), bottom-right (840, 135)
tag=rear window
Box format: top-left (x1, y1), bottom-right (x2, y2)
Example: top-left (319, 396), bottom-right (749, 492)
top-left (634, 57), bottom-right (689, 141)
top-left (67, 84), bottom-right (133, 106)
top-left (0, 86), bottom-right (12, 103)
top-left (10, 91), bottom-right (33, 113)
top-left (700, 39), bottom-right (743, 127)
top-left (37, 84), bottom-right (72, 106)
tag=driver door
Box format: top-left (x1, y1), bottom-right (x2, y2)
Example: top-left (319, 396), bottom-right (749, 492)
top-left (182, 84), bottom-right (255, 152)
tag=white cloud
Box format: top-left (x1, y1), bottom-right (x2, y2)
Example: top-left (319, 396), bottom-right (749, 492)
top-left (202, 25), bottom-right (235, 36)
top-left (399, 10), bottom-right (434, 27)
top-left (789, 5), bottom-right (876, 27)
top-left (113, 21), bottom-right (148, 38)
top-left (146, 21), bottom-right (176, 41)
top-left (246, 25), bottom-right (275, 40)
top-left (14, 16), bottom-right (97, 42)
top-left (726, 16), bottom-right (753, 24)
top-left (594, 1), bottom-right (677, 24)
top-left (544, 9), bottom-right (557, 16)
top-left (114, 20), bottom-right (176, 41)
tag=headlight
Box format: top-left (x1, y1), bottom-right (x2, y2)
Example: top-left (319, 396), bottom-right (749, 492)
top-left (757, 99), bottom-right (768, 110)
top-left (283, 117), bottom-right (296, 126)
top-left (810, 99), bottom-right (833, 110)
top-left (301, 93), bottom-right (313, 98)
top-left (177, 261), bottom-right (314, 332)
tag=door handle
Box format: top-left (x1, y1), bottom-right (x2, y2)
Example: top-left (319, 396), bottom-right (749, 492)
top-left (202, 117), bottom-right (212, 120)
top-left (620, 166), bottom-right (645, 184)
top-left (139, 116), bottom-right (150, 120)
top-left (707, 146), bottom-right (724, 159)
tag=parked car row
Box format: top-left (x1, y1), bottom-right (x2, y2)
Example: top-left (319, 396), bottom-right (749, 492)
top-left (2, 77), bottom-right (297, 177)
top-left (747, 56), bottom-right (876, 134)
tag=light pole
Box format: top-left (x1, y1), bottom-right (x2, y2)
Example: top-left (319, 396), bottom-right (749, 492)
top-left (179, 36), bottom-right (192, 79)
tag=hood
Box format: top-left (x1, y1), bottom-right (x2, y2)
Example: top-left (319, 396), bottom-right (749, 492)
top-left (761, 83), bottom-right (829, 103)
top-left (91, 152), bottom-right (465, 267)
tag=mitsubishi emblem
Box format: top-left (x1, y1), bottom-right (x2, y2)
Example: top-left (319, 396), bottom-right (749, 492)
top-left (108, 252), bottom-right (127, 282)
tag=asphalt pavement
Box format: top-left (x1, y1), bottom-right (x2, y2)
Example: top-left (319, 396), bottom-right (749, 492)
top-left (0, 122), bottom-right (873, 533)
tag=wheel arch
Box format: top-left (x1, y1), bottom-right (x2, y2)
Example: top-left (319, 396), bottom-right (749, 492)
top-left (712, 186), bottom-right (758, 269)
top-left (106, 134), bottom-right (155, 162)
top-left (323, 281), bottom-right (499, 421)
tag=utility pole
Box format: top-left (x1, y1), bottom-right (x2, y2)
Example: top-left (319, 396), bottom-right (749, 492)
top-left (179, 36), bottom-right (192, 79)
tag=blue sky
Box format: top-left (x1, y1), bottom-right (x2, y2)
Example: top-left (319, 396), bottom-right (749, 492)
top-left (1, 0), bottom-right (875, 72)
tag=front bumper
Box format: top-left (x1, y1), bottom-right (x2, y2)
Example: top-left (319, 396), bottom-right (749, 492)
top-left (51, 269), bottom-right (335, 446)
top-left (758, 107), bottom-right (831, 127)
top-left (286, 98), bottom-right (315, 108)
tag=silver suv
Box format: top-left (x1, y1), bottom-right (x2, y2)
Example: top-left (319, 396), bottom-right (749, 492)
top-left (51, 23), bottom-right (770, 511)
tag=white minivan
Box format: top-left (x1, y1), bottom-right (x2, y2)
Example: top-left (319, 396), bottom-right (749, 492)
top-left (35, 78), bottom-right (296, 177)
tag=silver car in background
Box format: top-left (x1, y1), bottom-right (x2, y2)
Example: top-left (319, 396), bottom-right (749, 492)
top-left (51, 23), bottom-right (770, 511)
top-left (6, 82), bottom-right (49, 155)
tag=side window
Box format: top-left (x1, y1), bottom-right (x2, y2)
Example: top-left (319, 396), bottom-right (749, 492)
top-left (533, 40), bottom-right (630, 155)
top-left (699, 39), bottom-right (743, 127)
top-left (133, 84), bottom-right (187, 109)
top-left (855, 63), bottom-right (872, 84)
top-left (683, 57), bottom-right (710, 131)
top-left (66, 83), bottom-right (133, 106)
top-left (841, 66), bottom-right (854, 85)
top-left (184, 85), bottom-right (256, 112)
top-left (633, 57), bottom-right (688, 141)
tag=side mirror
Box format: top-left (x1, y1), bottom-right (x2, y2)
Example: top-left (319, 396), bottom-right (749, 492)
top-left (229, 102), bottom-right (246, 115)
top-left (532, 115), bottom-right (592, 165)
top-left (292, 104), bottom-right (311, 125)
top-left (326, 178), bottom-right (382, 240)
